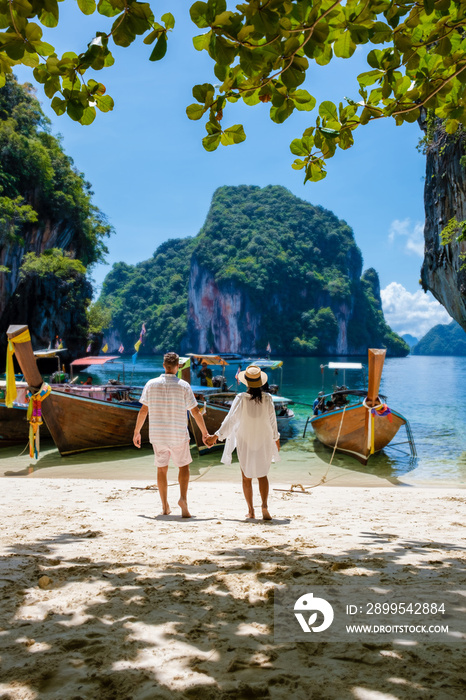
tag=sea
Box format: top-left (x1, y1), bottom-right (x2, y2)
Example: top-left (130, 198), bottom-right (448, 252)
top-left (82, 354), bottom-right (466, 486)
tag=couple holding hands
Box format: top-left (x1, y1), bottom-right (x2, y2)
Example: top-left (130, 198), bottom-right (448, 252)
top-left (134, 355), bottom-right (280, 520)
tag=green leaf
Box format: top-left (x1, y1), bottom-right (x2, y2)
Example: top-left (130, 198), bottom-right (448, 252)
top-left (190, 1), bottom-right (210, 29)
top-left (202, 132), bottom-right (221, 151)
top-left (270, 100), bottom-right (294, 124)
top-left (39, 0), bottom-right (60, 28)
top-left (51, 97), bottom-right (66, 117)
top-left (186, 103), bottom-right (206, 120)
top-left (319, 101), bottom-right (338, 122)
top-left (80, 105), bottom-right (96, 125)
top-left (97, 0), bottom-right (124, 17)
top-left (220, 124), bottom-right (246, 146)
top-left (357, 70), bottom-right (383, 87)
top-left (25, 22), bottom-right (43, 43)
top-left (193, 32), bottom-right (211, 51)
top-left (290, 138), bottom-right (309, 156)
top-left (149, 33), bottom-right (167, 61)
top-left (161, 12), bottom-right (175, 30)
top-left (333, 31), bottom-right (356, 59)
top-left (281, 63), bottom-right (306, 89)
top-left (67, 100), bottom-right (84, 121)
top-left (78, 0), bottom-right (96, 15)
top-left (291, 90), bottom-right (316, 112)
top-left (291, 159), bottom-right (306, 170)
top-left (192, 83), bottom-right (214, 105)
top-left (95, 94), bottom-right (114, 112)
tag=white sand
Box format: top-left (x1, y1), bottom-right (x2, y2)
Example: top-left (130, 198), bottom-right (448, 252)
top-left (0, 478), bottom-right (465, 700)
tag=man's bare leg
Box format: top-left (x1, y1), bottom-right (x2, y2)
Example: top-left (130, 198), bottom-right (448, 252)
top-left (157, 466), bottom-right (171, 515)
top-left (241, 471), bottom-right (255, 519)
top-left (258, 476), bottom-right (272, 520)
top-left (178, 465), bottom-right (191, 518)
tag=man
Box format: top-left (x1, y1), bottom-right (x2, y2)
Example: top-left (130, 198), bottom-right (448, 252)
top-left (197, 360), bottom-right (213, 387)
top-left (133, 351), bottom-right (209, 518)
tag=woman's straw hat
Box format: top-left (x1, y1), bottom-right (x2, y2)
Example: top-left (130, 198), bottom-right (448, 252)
top-left (238, 364), bottom-right (268, 388)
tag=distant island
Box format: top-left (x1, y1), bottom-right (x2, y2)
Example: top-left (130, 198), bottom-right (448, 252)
top-left (413, 321), bottom-right (466, 356)
top-left (402, 334), bottom-right (419, 349)
top-left (100, 185), bottom-right (409, 357)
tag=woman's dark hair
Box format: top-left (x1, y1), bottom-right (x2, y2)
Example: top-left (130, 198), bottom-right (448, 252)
top-left (247, 386), bottom-right (263, 403)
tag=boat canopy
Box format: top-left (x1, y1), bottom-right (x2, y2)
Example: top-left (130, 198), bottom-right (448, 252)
top-left (328, 362), bottom-right (363, 370)
top-left (34, 348), bottom-right (67, 358)
top-left (243, 359), bottom-right (283, 370)
top-left (186, 354), bottom-right (229, 366)
top-left (71, 356), bottom-right (120, 367)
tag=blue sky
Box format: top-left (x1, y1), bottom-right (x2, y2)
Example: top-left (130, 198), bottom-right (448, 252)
top-left (15, 2), bottom-right (452, 339)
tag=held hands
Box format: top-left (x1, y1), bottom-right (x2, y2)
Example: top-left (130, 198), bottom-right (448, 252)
top-left (203, 434), bottom-right (218, 448)
top-left (133, 432), bottom-right (141, 448)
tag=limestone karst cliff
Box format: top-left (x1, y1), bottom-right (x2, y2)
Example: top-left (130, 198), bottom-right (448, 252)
top-left (101, 185), bottom-right (408, 357)
top-left (421, 123), bottom-right (466, 331)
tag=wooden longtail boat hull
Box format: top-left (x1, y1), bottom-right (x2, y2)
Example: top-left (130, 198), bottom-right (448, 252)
top-left (33, 390), bottom-right (150, 455)
top-left (310, 404), bottom-right (406, 465)
top-left (6, 324), bottom-right (149, 455)
top-left (310, 348), bottom-right (406, 465)
top-left (0, 404), bottom-right (52, 445)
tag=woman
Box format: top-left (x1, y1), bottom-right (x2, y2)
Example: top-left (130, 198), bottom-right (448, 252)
top-left (207, 365), bottom-right (280, 520)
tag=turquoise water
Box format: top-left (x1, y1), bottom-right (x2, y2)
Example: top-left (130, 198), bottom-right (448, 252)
top-left (86, 354), bottom-right (466, 484)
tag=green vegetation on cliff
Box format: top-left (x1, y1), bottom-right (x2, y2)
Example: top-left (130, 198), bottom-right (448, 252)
top-left (413, 322), bottom-right (466, 356)
top-left (0, 75), bottom-right (111, 265)
top-left (100, 185), bottom-right (408, 356)
top-left (0, 76), bottom-right (113, 356)
top-left (101, 237), bottom-right (195, 352)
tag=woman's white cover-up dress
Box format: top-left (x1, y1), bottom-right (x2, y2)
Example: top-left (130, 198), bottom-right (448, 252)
top-left (216, 392), bottom-right (280, 478)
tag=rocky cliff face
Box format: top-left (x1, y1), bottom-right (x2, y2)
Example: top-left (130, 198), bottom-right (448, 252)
top-left (421, 126), bottom-right (466, 329)
top-left (1, 271), bottom-right (92, 360)
top-left (0, 220), bottom-right (81, 347)
top-left (181, 186), bottom-right (407, 356)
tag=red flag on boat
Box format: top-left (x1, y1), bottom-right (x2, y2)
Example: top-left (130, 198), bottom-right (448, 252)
top-left (235, 365), bottom-right (242, 384)
top-left (86, 343), bottom-right (91, 353)
top-left (118, 344), bottom-right (124, 353)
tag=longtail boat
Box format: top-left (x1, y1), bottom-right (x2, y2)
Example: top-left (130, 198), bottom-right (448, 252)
top-left (306, 349), bottom-right (412, 465)
top-left (6, 324), bottom-right (149, 455)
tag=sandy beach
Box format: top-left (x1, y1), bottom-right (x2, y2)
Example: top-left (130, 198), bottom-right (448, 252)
top-left (1, 469), bottom-right (465, 700)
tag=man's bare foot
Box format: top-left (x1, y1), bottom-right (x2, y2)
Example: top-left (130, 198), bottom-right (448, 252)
top-left (262, 506), bottom-right (272, 521)
top-left (178, 498), bottom-right (191, 518)
top-left (245, 510), bottom-right (255, 519)
top-left (161, 504), bottom-right (171, 515)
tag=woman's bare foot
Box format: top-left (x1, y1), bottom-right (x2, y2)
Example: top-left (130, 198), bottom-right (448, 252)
top-left (245, 510), bottom-right (255, 519)
top-left (161, 504), bottom-right (171, 515)
top-left (178, 498), bottom-right (191, 518)
top-left (262, 506), bottom-right (272, 521)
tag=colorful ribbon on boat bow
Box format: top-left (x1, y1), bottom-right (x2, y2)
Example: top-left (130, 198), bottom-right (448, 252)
top-left (5, 329), bottom-right (31, 408)
top-left (26, 383), bottom-right (51, 459)
top-left (363, 397), bottom-right (392, 455)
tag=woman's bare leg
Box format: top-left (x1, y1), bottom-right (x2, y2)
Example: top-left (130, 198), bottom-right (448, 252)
top-left (241, 471), bottom-right (255, 518)
top-left (258, 476), bottom-right (272, 520)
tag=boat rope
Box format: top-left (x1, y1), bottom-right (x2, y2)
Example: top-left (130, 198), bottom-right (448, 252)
top-left (5, 329), bottom-right (31, 408)
top-left (26, 383), bottom-right (51, 459)
top-left (275, 405), bottom-right (348, 494)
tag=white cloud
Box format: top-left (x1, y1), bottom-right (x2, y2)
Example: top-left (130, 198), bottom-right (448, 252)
top-left (381, 282), bottom-right (452, 340)
top-left (388, 218), bottom-right (424, 257)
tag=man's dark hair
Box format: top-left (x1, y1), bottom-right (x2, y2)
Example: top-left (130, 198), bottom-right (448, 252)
top-left (164, 351), bottom-right (179, 368)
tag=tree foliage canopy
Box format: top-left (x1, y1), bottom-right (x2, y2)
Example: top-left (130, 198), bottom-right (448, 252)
top-left (0, 75), bottom-right (112, 266)
top-left (0, 0), bottom-right (464, 180)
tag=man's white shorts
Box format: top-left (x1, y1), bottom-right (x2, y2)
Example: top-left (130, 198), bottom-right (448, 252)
top-left (152, 440), bottom-right (192, 468)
